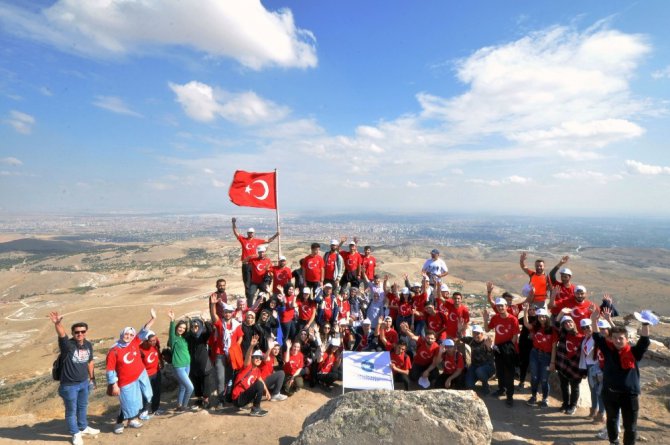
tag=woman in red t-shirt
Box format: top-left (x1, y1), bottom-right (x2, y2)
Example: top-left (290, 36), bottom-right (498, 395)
top-left (259, 340), bottom-right (288, 401)
top-left (522, 305), bottom-right (556, 407)
top-left (282, 339), bottom-right (308, 395)
top-left (315, 338), bottom-right (342, 391)
top-left (139, 331), bottom-right (164, 415)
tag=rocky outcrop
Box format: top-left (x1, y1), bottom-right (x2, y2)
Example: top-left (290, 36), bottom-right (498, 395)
top-left (292, 389), bottom-right (492, 445)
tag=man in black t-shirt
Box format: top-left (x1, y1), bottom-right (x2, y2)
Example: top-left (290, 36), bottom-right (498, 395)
top-left (49, 311), bottom-right (98, 445)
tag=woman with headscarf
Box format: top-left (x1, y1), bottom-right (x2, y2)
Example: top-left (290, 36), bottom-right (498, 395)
top-left (232, 310), bottom-right (267, 358)
top-left (168, 309), bottom-right (194, 412)
top-left (185, 318), bottom-right (213, 409)
top-left (107, 309), bottom-right (156, 434)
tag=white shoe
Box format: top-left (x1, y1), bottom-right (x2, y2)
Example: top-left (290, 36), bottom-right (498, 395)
top-left (72, 432), bottom-right (84, 445)
top-left (139, 410), bottom-right (151, 420)
top-left (113, 423), bottom-right (124, 435)
top-left (128, 419), bottom-right (143, 429)
top-left (271, 393), bottom-right (288, 401)
top-left (80, 426), bottom-right (100, 435)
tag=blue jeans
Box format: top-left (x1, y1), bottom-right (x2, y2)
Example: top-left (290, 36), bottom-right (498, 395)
top-left (174, 365), bottom-right (194, 407)
top-left (58, 380), bottom-right (89, 435)
top-left (465, 362), bottom-right (495, 391)
top-left (587, 364), bottom-right (605, 414)
top-left (529, 348), bottom-right (551, 400)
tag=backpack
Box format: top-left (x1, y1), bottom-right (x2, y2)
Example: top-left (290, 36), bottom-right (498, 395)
top-left (52, 353), bottom-right (63, 381)
top-left (161, 347), bottom-right (173, 364)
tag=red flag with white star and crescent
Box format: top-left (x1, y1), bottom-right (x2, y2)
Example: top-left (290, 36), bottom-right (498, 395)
top-left (228, 170), bottom-right (277, 209)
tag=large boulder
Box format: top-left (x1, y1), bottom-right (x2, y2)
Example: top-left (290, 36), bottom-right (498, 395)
top-left (292, 389), bottom-right (492, 445)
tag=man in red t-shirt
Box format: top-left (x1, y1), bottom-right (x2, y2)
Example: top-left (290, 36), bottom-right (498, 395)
top-left (246, 246), bottom-right (272, 306)
top-left (377, 315), bottom-right (399, 351)
top-left (302, 243), bottom-right (325, 290)
top-left (484, 297), bottom-right (520, 406)
top-left (271, 256), bottom-right (292, 295)
top-left (323, 239), bottom-right (344, 292)
top-left (400, 322), bottom-right (440, 387)
top-left (549, 255), bottom-right (575, 307)
top-left (361, 245), bottom-right (377, 284)
top-left (443, 292), bottom-right (470, 339)
top-left (390, 340), bottom-right (412, 390)
top-left (435, 338), bottom-right (465, 389)
top-left (339, 241), bottom-right (362, 290)
top-left (232, 217), bottom-right (278, 293)
top-left (550, 285), bottom-right (594, 327)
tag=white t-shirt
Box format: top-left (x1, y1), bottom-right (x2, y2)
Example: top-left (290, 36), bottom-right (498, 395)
top-left (422, 258), bottom-right (448, 283)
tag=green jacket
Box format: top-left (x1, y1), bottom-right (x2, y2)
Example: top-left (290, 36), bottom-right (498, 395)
top-left (169, 320), bottom-right (190, 368)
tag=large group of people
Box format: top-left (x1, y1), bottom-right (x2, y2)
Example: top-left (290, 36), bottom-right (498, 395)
top-left (51, 218), bottom-right (653, 445)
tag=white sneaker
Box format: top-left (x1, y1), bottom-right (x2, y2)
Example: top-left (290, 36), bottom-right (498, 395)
top-left (128, 419), bottom-right (143, 429)
top-left (113, 423), bottom-right (124, 435)
top-left (139, 410), bottom-right (151, 421)
top-left (72, 433), bottom-right (83, 445)
top-left (80, 426), bottom-right (100, 435)
top-left (271, 393), bottom-right (288, 401)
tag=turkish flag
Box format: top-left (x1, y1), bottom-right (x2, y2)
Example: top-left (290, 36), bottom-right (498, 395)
top-left (228, 170), bottom-right (277, 209)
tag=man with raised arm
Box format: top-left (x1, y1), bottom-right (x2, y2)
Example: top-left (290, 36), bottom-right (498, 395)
top-left (232, 217), bottom-right (279, 293)
top-left (49, 311), bottom-right (98, 445)
top-left (519, 252), bottom-right (551, 306)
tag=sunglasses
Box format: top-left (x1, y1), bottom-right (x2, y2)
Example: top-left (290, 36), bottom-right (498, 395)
top-left (73, 330), bottom-right (87, 334)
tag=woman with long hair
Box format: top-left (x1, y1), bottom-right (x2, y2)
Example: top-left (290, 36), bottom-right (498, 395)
top-left (551, 312), bottom-right (585, 415)
top-left (167, 309), bottom-right (194, 412)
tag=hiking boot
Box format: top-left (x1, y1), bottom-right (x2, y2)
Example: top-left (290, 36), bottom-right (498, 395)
top-left (250, 407), bottom-right (268, 417)
top-left (526, 396), bottom-right (537, 406)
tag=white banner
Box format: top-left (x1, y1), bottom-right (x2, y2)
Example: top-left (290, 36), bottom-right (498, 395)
top-left (342, 351), bottom-right (394, 391)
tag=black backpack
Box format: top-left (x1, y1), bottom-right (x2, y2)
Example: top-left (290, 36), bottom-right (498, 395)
top-left (161, 347), bottom-right (173, 364)
top-left (52, 353), bottom-right (63, 381)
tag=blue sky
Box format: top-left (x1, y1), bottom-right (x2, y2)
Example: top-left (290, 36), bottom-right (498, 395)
top-left (1, 0), bottom-right (669, 216)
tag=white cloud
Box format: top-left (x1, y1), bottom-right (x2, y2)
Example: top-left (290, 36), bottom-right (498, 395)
top-left (0, 1), bottom-right (317, 69)
top-left (406, 181), bottom-right (418, 188)
top-left (211, 178), bottom-right (227, 188)
top-left (557, 150), bottom-right (603, 161)
top-left (450, 168), bottom-right (464, 175)
top-left (203, 168), bottom-right (214, 175)
top-left (39, 86), bottom-right (53, 96)
top-left (651, 66), bottom-right (670, 79)
top-left (0, 157), bottom-right (22, 166)
top-left (5, 110), bottom-right (35, 134)
top-left (169, 81), bottom-right (289, 125)
top-left (343, 179), bottom-right (370, 189)
top-left (625, 160), bottom-right (670, 175)
top-left (553, 170), bottom-right (623, 184)
top-left (467, 176), bottom-right (532, 186)
top-left (93, 96), bottom-right (143, 117)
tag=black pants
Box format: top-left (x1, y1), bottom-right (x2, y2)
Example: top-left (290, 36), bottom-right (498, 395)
top-left (494, 349), bottom-right (515, 400)
top-left (316, 371), bottom-right (338, 387)
top-left (518, 336), bottom-right (532, 384)
top-left (558, 372), bottom-right (581, 409)
top-left (191, 371), bottom-right (214, 401)
top-left (435, 372), bottom-right (465, 390)
top-left (242, 263), bottom-right (251, 290)
top-left (393, 372), bottom-right (410, 391)
top-left (604, 389), bottom-right (639, 445)
top-left (142, 371), bottom-right (161, 413)
top-left (409, 363), bottom-right (438, 385)
top-left (234, 379), bottom-right (264, 408)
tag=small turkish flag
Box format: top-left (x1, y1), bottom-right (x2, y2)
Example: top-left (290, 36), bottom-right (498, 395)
top-left (228, 170), bottom-right (277, 209)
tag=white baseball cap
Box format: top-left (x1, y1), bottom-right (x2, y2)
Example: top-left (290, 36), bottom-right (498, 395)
top-left (443, 339), bottom-right (455, 347)
top-left (338, 319), bottom-right (350, 326)
top-left (349, 240), bottom-right (356, 245)
top-left (323, 283), bottom-right (333, 288)
top-left (222, 303), bottom-right (235, 312)
top-left (440, 283), bottom-right (450, 292)
top-left (401, 287), bottom-right (410, 295)
top-left (535, 308), bottom-right (548, 317)
top-left (330, 239), bottom-right (339, 246)
top-left (279, 255), bottom-right (286, 261)
top-left (247, 227), bottom-right (255, 233)
top-left (471, 325), bottom-right (484, 334)
top-left (251, 350), bottom-right (264, 358)
top-left (580, 319), bottom-right (592, 328)
top-left (494, 297), bottom-right (507, 306)
top-left (302, 287), bottom-right (311, 294)
top-left (561, 315), bottom-right (574, 324)
top-left (362, 318), bottom-right (372, 325)
top-left (575, 285), bottom-right (586, 293)
top-left (597, 320), bottom-right (611, 329)
top-left (257, 245), bottom-right (266, 252)
top-left (559, 267), bottom-right (572, 276)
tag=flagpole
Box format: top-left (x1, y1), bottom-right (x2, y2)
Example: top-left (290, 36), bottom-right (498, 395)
top-left (274, 168), bottom-right (281, 259)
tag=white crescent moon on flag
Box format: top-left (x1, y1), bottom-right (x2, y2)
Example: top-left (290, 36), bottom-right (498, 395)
top-left (495, 325), bottom-right (506, 335)
top-left (147, 351), bottom-right (157, 363)
top-left (123, 352), bottom-right (134, 364)
top-left (252, 180), bottom-right (269, 200)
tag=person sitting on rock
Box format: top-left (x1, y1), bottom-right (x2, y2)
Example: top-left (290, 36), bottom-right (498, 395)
top-left (400, 322), bottom-right (440, 387)
top-left (315, 337), bottom-right (342, 391)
